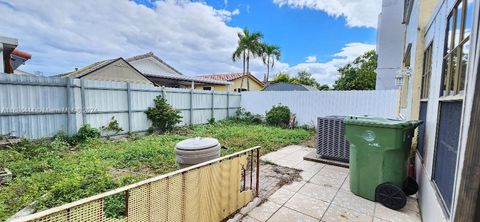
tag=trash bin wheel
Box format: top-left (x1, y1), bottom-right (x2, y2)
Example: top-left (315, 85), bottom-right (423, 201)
top-left (375, 182), bottom-right (407, 210)
top-left (403, 177), bottom-right (419, 196)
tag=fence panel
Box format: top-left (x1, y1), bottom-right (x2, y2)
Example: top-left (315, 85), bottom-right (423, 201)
top-left (11, 147), bottom-right (261, 222)
top-left (241, 90), bottom-right (399, 126)
top-left (0, 75), bottom-right (70, 138)
top-left (0, 74), bottom-right (241, 139)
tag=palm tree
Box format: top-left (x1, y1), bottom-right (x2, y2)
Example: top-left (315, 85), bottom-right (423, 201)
top-left (232, 28), bottom-right (263, 91)
top-left (261, 44), bottom-right (281, 84)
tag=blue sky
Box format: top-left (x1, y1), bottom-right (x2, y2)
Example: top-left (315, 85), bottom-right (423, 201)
top-left (203, 0), bottom-right (376, 64)
top-left (0, 0), bottom-right (381, 84)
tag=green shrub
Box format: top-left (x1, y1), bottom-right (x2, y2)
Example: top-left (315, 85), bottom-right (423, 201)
top-left (50, 136), bottom-right (70, 151)
top-left (73, 124), bottom-right (100, 144)
top-left (145, 96), bottom-right (182, 132)
top-left (100, 117), bottom-right (123, 135)
top-left (232, 108), bottom-right (263, 124)
top-left (208, 118), bottom-right (216, 124)
top-left (266, 105), bottom-right (291, 127)
top-left (11, 139), bottom-right (52, 157)
top-left (52, 131), bottom-right (74, 145)
top-left (147, 127), bottom-right (155, 135)
top-left (127, 132), bottom-right (140, 141)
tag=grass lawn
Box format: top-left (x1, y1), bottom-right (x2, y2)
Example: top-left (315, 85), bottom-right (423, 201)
top-left (0, 121), bottom-right (313, 220)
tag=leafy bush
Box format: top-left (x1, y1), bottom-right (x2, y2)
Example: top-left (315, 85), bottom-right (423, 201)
top-left (145, 96), bottom-right (182, 132)
top-left (100, 117), bottom-right (123, 135)
top-left (73, 124), bottom-right (100, 144)
top-left (266, 105), bottom-right (291, 127)
top-left (50, 136), bottom-right (70, 151)
top-left (232, 108), bottom-right (263, 124)
top-left (208, 118), bottom-right (216, 124)
top-left (147, 127), bottom-right (155, 135)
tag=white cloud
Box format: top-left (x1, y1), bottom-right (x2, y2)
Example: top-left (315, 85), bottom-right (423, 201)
top-left (0, 1), bottom-right (375, 86)
top-left (272, 0), bottom-right (382, 28)
top-left (0, 0), bottom-right (245, 75)
top-left (305, 55), bottom-right (317, 63)
top-left (269, 43), bottom-right (376, 85)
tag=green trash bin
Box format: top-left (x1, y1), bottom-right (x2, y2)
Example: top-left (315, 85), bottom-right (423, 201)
top-left (343, 116), bottom-right (421, 210)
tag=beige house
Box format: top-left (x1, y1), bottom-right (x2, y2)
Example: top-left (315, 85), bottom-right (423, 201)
top-left (127, 52), bottom-right (231, 89)
top-left (59, 58), bottom-right (153, 84)
top-left (197, 73), bottom-right (264, 92)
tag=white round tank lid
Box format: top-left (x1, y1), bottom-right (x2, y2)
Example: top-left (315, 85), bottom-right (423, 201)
top-left (175, 137), bottom-right (219, 150)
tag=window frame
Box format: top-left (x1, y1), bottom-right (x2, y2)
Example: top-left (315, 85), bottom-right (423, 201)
top-left (441, 0), bottom-right (472, 98)
top-left (421, 42), bottom-right (434, 100)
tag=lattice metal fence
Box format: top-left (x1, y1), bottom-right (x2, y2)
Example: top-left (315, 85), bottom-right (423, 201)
top-left (12, 147), bottom-right (261, 222)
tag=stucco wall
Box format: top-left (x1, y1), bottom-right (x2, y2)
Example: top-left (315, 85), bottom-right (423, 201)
top-left (196, 76), bottom-right (263, 92)
top-left (129, 57), bottom-right (180, 76)
top-left (375, 0), bottom-right (405, 90)
top-left (81, 60), bottom-right (152, 84)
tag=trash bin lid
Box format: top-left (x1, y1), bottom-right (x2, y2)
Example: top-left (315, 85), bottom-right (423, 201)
top-left (344, 116), bottom-right (421, 129)
top-left (176, 137), bottom-right (219, 151)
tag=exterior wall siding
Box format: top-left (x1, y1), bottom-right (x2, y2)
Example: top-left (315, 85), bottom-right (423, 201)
top-left (397, 0), bottom-right (479, 221)
top-left (0, 74), bottom-right (241, 139)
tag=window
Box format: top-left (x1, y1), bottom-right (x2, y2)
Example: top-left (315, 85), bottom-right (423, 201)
top-left (418, 43), bottom-right (433, 159)
top-left (203, 86), bottom-right (212, 91)
top-left (403, 0), bottom-right (415, 24)
top-left (234, 88), bottom-right (247, 92)
top-left (441, 0), bottom-right (474, 97)
top-left (421, 43), bottom-right (433, 99)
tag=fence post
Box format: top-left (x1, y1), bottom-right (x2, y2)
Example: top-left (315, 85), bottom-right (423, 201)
top-left (127, 83), bottom-right (132, 133)
top-left (211, 91), bottom-right (215, 120)
top-left (226, 92), bottom-right (230, 118)
top-left (80, 79), bottom-right (86, 125)
top-left (190, 89), bottom-right (193, 126)
top-left (66, 77), bottom-right (71, 135)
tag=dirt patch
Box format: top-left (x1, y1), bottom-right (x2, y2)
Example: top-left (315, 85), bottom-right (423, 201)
top-left (257, 161), bottom-right (302, 200)
top-left (299, 136), bottom-right (316, 148)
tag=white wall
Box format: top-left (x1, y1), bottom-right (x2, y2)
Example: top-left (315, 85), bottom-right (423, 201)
top-left (241, 90), bottom-right (399, 126)
top-left (375, 0), bottom-right (405, 90)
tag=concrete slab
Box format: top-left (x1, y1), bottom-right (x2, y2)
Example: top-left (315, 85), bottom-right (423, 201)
top-left (268, 188), bottom-right (295, 205)
top-left (374, 204), bottom-right (421, 222)
top-left (285, 193), bottom-right (329, 219)
top-left (333, 190), bottom-right (375, 215)
top-left (298, 182), bottom-right (338, 202)
top-left (322, 204), bottom-right (373, 222)
top-left (267, 207), bottom-right (317, 222)
top-left (247, 201), bottom-right (282, 222)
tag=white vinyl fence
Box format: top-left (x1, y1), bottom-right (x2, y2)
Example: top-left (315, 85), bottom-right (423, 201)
top-left (241, 90), bottom-right (399, 126)
top-left (0, 74), bottom-right (241, 139)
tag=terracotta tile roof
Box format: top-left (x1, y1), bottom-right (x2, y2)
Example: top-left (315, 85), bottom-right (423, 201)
top-left (12, 49), bottom-right (32, 60)
top-left (199, 72), bottom-right (264, 86)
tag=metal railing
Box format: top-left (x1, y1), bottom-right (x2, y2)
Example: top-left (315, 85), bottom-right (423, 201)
top-left (11, 146), bottom-right (261, 222)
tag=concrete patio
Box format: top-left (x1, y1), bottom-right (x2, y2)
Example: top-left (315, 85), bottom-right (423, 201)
top-left (243, 145), bottom-right (421, 222)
